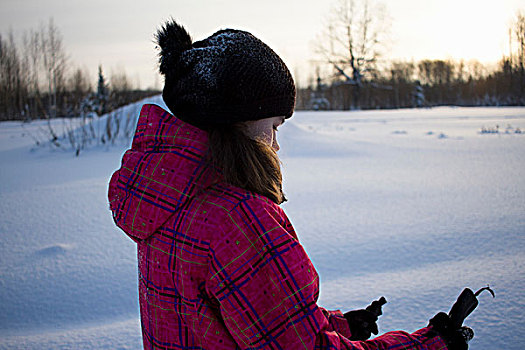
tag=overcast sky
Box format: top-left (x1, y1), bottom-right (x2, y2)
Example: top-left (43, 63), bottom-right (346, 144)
top-left (1, 0), bottom-right (523, 89)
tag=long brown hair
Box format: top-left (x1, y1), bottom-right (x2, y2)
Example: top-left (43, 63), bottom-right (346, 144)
top-left (208, 124), bottom-right (286, 204)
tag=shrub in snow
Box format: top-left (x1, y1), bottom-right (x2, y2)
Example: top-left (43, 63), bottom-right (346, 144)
top-left (479, 124), bottom-right (524, 135)
top-left (480, 125), bottom-right (500, 134)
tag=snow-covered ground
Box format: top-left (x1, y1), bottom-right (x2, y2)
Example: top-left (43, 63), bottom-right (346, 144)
top-left (1, 98), bottom-right (524, 349)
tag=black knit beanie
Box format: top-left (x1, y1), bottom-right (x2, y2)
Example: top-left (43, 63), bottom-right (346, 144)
top-left (155, 20), bottom-right (296, 130)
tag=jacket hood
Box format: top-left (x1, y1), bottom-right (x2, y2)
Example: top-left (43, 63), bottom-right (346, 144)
top-left (108, 104), bottom-right (218, 241)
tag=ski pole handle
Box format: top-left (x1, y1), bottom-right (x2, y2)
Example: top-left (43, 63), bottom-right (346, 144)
top-left (448, 286), bottom-right (495, 329)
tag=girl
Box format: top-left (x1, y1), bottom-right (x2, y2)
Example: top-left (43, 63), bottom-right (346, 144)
top-left (109, 20), bottom-right (469, 350)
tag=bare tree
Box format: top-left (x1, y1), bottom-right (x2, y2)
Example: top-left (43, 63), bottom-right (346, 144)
top-left (67, 67), bottom-right (91, 115)
top-left (513, 11), bottom-right (525, 98)
top-left (0, 31), bottom-right (27, 120)
top-left (41, 18), bottom-right (67, 119)
top-left (316, 0), bottom-right (390, 109)
top-left (110, 67), bottom-right (131, 93)
top-left (389, 61), bottom-right (415, 107)
top-left (110, 67), bottom-right (131, 108)
top-left (22, 29), bottom-right (44, 120)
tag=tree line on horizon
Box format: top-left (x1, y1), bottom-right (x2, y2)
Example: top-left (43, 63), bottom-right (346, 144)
top-left (297, 0), bottom-right (524, 110)
top-left (296, 56), bottom-right (523, 110)
top-left (1, 4), bottom-right (524, 122)
top-left (0, 19), bottom-right (159, 122)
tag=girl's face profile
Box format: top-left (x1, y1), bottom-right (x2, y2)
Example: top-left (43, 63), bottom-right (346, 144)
top-left (243, 116), bottom-right (285, 151)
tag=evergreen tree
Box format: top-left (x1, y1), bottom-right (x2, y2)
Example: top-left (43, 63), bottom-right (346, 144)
top-left (95, 65), bottom-right (108, 116)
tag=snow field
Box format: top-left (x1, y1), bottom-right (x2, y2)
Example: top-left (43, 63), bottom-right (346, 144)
top-left (0, 100), bottom-right (524, 349)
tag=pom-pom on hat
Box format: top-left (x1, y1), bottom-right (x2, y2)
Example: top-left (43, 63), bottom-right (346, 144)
top-left (155, 20), bottom-right (296, 130)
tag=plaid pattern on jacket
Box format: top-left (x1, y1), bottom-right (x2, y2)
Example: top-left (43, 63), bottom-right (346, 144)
top-left (108, 104), bottom-right (447, 350)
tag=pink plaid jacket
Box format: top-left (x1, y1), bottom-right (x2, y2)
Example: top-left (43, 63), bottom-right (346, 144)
top-left (108, 104), bottom-right (447, 350)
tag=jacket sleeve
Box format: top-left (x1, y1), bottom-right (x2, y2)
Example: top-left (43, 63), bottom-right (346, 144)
top-left (319, 308), bottom-right (353, 339)
top-left (206, 197), bottom-right (447, 350)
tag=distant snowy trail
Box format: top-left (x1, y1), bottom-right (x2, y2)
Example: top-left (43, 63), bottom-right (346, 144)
top-left (0, 102), bottom-right (524, 349)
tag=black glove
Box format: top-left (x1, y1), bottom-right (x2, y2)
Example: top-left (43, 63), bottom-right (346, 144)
top-left (344, 309), bottom-right (379, 340)
top-left (427, 286), bottom-right (494, 350)
top-left (428, 312), bottom-right (474, 350)
top-left (344, 297), bottom-right (386, 341)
